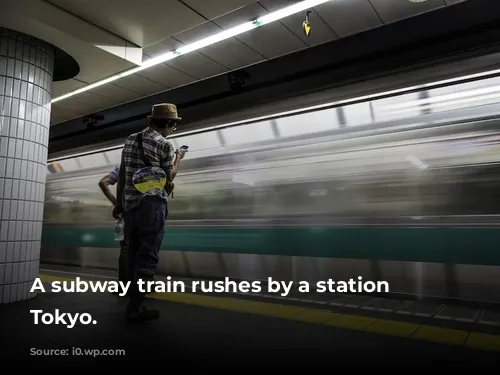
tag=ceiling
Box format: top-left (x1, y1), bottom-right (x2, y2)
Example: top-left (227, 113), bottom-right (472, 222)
top-left (0, 0), bottom-right (467, 126)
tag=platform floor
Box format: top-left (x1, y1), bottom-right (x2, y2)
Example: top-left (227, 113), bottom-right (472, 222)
top-left (1, 272), bottom-right (500, 368)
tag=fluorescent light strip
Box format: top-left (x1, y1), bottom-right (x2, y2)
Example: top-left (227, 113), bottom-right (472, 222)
top-left (51, 0), bottom-right (333, 103)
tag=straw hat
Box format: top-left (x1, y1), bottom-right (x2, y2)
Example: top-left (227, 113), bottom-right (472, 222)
top-left (148, 103), bottom-right (182, 121)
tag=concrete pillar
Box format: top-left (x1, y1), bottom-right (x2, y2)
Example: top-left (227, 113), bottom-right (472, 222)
top-left (0, 27), bottom-right (54, 303)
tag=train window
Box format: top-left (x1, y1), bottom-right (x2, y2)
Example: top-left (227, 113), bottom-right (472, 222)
top-left (428, 75), bottom-right (500, 114)
top-left (176, 131), bottom-right (221, 152)
top-left (78, 153), bottom-right (108, 170)
top-left (222, 121), bottom-right (275, 146)
top-left (104, 149), bottom-right (122, 165)
top-left (276, 108), bottom-right (339, 138)
top-left (371, 92), bottom-right (420, 123)
top-left (56, 158), bottom-right (79, 173)
top-left (342, 102), bottom-right (373, 127)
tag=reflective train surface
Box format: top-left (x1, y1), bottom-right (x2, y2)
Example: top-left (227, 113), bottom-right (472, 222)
top-left (41, 74), bottom-right (500, 303)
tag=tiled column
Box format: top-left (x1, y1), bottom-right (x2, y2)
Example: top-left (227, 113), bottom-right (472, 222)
top-left (0, 27), bottom-right (54, 304)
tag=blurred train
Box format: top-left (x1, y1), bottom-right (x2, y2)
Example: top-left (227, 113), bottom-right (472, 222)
top-left (41, 74), bottom-right (500, 303)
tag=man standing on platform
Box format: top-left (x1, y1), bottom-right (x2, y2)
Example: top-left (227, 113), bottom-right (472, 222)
top-left (113, 103), bottom-right (186, 323)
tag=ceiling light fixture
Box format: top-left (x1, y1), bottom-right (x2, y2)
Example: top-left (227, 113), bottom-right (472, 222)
top-left (51, 0), bottom-right (333, 104)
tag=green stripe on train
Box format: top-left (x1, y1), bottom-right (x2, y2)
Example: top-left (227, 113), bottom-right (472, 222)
top-left (41, 226), bottom-right (500, 266)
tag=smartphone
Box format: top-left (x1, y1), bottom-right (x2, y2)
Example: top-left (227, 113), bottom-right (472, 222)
top-left (179, 145), bottom-right (189, 151)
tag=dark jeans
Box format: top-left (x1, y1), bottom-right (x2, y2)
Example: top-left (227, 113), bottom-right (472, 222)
top-left (123, 196), bottom-right (167, 310)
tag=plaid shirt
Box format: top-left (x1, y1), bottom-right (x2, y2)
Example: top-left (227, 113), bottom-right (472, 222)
top-left (120, 126), bottom-right (175, 211)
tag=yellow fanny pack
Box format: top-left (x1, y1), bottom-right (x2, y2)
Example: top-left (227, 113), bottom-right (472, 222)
top-left (133, 132), bottom-right (174, 197)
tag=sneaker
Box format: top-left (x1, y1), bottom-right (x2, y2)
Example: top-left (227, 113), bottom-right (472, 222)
top-left (126, 307), bottom-right (160, 323)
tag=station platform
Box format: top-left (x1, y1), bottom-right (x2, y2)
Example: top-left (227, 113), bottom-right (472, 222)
top-left (1, 266), bottom-right (500, 369)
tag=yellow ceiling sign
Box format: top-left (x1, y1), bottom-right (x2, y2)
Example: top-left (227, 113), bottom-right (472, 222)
top-left (303, 21), bottom-right (311, 36)
top-left (303, 10), bottom-right (312, 37)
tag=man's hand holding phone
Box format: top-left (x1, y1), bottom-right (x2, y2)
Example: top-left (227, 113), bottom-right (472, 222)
top-left (176, 145), bottom-right (188, 159)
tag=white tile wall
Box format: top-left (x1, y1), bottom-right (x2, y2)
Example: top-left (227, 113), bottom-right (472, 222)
top-left (0, 27), bottom-right (53, 304)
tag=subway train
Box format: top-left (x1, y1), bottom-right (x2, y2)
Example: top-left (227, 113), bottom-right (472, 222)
top-left (41, 74), bottom-right (500, 303)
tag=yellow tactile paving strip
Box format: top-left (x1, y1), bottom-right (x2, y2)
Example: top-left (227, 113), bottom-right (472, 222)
top-left (38, 274), bottom-right (500, 352)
